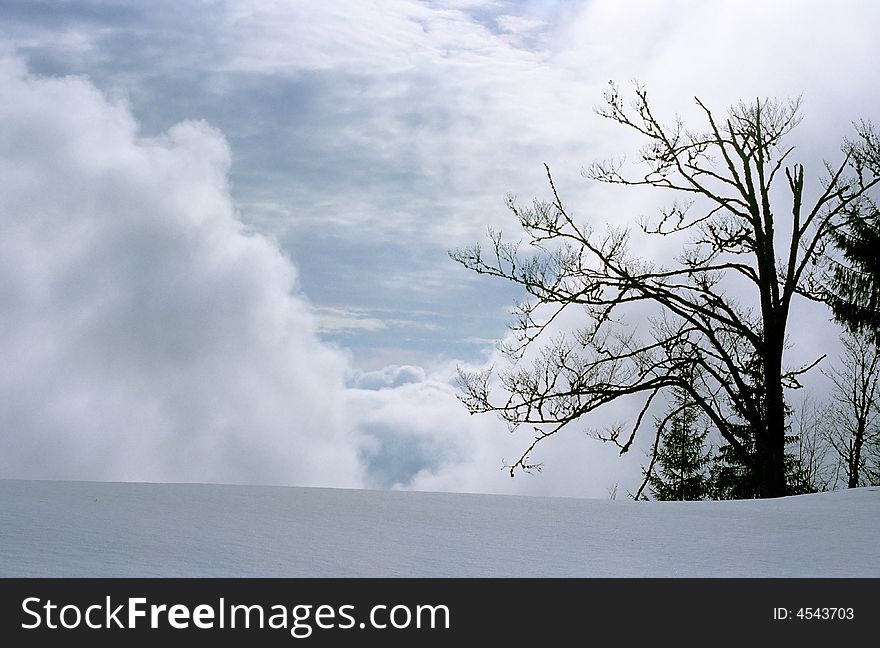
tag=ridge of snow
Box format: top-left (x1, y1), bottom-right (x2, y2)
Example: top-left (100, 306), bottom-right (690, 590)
top-left (1, 479), bottom-right (877, 577)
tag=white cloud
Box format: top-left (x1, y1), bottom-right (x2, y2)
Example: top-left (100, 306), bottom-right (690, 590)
top-left (348, 365), bottom-right (427, 390)
top-left (345, 370), bottom-right (631, 496)
top-left (219, 0), bottom-right (480, 76)
top-left (0, 58), bottom-right (365, 487)
top-left (495, 14), bottom-right (544, 36)
top-left (313, 307), bottom-right (388, 333)
top-left (0, 56), bottom-right (620, 498)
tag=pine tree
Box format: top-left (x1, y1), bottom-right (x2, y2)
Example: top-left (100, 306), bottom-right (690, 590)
top-left (712, 427), bottom-right (814, 498)
top-left (645, 394), bottom-right (712, 501)
top-left (826, 123), bottom-right (880, 341)
top-left (828, 211), bottom-right (880, 340)
top-left (709, 352), bottom-right (815, 498)
top-left (710, 351), bottom-right (766, 499)
top-left (710, 423), bottom-right (758, 499)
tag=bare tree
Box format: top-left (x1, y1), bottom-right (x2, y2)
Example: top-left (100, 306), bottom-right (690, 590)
top-left (825, 331), bottom-right (880, 488)
top-left (789, 393), bottom-right (838, 492)
top-left (865, 437), bottom-right (880, 486)
top-left (452, 84), bottom-right (880, 497)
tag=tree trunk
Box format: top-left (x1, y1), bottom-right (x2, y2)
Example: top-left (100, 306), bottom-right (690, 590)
top-left (760, 326), bottom-right (789, 498)
top-left (849, 422), bottom-right (865, 488)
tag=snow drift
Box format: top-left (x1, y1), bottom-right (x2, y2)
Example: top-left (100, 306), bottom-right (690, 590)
top-left (1, 480), bottom-right (877, 577)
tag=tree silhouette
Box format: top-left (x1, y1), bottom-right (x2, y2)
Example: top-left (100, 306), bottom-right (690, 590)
top-left (452, 85), bottom-right (880, 497)
top-left (641, 389), bottom-right (712, 501)
top-left (825, 331), bottom-right (880, 488)
top-left (825, 123), bottom-right (880, 341)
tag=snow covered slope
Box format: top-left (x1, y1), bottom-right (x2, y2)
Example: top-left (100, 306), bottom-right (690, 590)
top-left (1, 479), bottom-right (877, 577)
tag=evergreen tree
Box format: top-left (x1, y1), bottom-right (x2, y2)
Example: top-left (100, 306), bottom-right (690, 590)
top-left (710, 423), bottom-right (758, 499)
top-left (645, 393), bottom-right (712, 501)
top-left (710, 351), bottom-right (766, 499)
top-left (828, 209), bottom-right (880, 340)
top-left (712, 427), bottom-right (814, 498)
top-left (711, 425), bottom-right (817, 498)
top-left (709, 352), bottom-right (815, 498)
top-left (826, 123), bottom-right (880, 341)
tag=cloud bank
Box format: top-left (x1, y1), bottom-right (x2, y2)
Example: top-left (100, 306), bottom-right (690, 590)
top-left (0, 57), bottom-right (622, 497)
top-left (0, 58), bottom-right (364, 486)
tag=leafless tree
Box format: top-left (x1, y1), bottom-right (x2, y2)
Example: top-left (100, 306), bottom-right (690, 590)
top-left (451, 84), bottom-right (880, 497)
top-left (789, 393), bottom-right (838, 492)
top-left (825, 331), bottom-right (880, 488)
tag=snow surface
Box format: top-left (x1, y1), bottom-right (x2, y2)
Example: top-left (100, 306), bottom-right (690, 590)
top-left (1, 479), bottom-right (877, 577)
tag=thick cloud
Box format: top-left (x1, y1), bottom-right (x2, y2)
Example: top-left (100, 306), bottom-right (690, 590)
top-left (345, 370), bottom-right (632, 496)
top-left (0, 56), bottom-right (625, 498)
top-left (348, 365), bottom-right (427, 390)
top-left (0, 58), bottom-right (364, 487)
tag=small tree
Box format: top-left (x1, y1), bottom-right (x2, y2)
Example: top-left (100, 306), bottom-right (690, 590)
top-left (788, 393), bottom-right (838, 491)
top-left (825, 330), bottom-right (880, 488)
top-left (705, 350), bottom-right (760, 499)
top-left (864, 439), bottom-right (880, 485)
top-left (711, 423), bottom-right (759, 499)
top-left (640, 391), bottom-right (712, 501)
top-left (452, 85), bottom-right (880, 498)
top-left (711, 426), bottom-right (813, 498)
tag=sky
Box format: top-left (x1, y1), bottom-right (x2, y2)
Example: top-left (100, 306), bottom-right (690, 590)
top-left (1, 0), bottom-right (878, 498)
